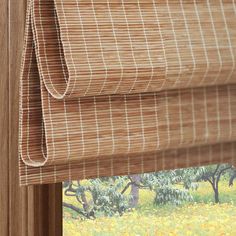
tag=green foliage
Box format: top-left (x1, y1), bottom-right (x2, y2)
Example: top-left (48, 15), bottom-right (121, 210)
top-left (154, 186), bottom-right (192, 205)
top-left (85, 178), bottom-right (131, 217)
top-left (63, 177), bottom-right (132, 218)
top-left (141, 167), bottom-right (203, 205)
top-left (63, 164), bottom-right (236, 219)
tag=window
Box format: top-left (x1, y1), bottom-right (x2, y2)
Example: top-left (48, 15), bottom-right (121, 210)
top-left (63, 164), bottom-right (236, 235)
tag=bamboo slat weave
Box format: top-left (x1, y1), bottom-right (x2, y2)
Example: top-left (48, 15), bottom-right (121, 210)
top-left (19, 0), bottom-right (236, 185)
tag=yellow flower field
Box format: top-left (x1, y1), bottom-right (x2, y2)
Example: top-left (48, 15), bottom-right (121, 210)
top-left (64, 203), bottom-right (236, 236)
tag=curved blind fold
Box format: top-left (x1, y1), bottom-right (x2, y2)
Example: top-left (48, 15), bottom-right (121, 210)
top-left (19, 0), bottom-right (236, 185)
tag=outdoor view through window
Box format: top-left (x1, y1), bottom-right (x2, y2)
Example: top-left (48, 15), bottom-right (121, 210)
top-left (63, 164), bottom-right (236, 235)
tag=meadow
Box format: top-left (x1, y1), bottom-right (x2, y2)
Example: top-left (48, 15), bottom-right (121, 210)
top-left (63, 181), bottom-right (236, 236)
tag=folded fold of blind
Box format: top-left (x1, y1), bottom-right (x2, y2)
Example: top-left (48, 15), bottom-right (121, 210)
top-left (19, 0), bottom-right (236, 185)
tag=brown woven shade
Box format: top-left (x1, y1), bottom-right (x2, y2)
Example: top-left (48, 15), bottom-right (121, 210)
top-left (19, 0), bottom-right (236, 185)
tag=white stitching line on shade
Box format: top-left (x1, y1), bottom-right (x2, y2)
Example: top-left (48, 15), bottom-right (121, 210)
top-left (220, 0), bottom-right (235, 83)
top-left (90, 0), bottom-right (108, 95)
top-left (108, 96), bottom-right (115, 155)
top-left (26, 46), bottom-right (34, 164)
top-left (93, 96), bottom-right (100, 157)
top-left (38, 0), bottom-right (56, 163)
top-left (164, 90), bottom-right (171, 148)
top-left (55, 9), bottom-right (68, 83)
top-left (93, 97), bottom-right (100, 179)
top-left (203, 87), bottom-right (209, 142)
top-left (152, 0), bottom-right (168, 91)
top-left (47, 95), bottom-right (56, 162)
top-left (120, 0), bottom-right (138, 93)
top-left (63, 99), bottom-right (71, 159)
top-left (55, 8), bottom-right (74, 165)
top-left (37, 0), bottom-right (60, 95)
top-left (75, 0), bottom-right (93, 96)
top-left (227, 86), bottom-right (233, 140)
top-left (47, 94), bottom-right (56, 161)
top-left (139, 94), bottom-right (146, 152)
top-left (78, 98), bottom-right (85, 157)
top-left (136, 0), bottom-right (154, 92)
top-left (193, 0), bottom-right (210, 86)
top-left (206, 0), bottom-right (223, 85)
top-left (178, 89), bottom-right (184, 146)
top-left (180, 0), bottom-right (197, 87)
top-left (215, 86), bottom-right (221, 142)
top-left (106, 0), bottom-right (124, 94)
top-left (124, 94), bottom-right (131, 154)
top-left (191, 88), bottom-right (197, 145)
top-left (36, 0), bottom-right (61, 97)
top-left (61, 0), bottom-right (79, 97)
top-left (166, 0), bottom-right (183, 88)
top-left (154, 93), bottom-right (160, 150)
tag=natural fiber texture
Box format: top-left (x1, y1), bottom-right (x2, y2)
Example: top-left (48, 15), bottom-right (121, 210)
top-left (19, 0), bottom-right (236, 185)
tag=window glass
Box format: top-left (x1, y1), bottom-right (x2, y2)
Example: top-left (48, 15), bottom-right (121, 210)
top-left (63, 164), bottom-right (236, 235)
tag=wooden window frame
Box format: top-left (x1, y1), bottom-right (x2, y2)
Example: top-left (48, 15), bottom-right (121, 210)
top-left (0, 0), bottom-right (62, 235)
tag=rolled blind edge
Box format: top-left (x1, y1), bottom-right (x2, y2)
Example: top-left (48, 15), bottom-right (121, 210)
top-left (30, 0), bottom-right (236, 99)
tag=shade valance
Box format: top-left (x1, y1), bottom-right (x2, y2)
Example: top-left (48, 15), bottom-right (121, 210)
top-left (19, 0), bottom-right (236, 185)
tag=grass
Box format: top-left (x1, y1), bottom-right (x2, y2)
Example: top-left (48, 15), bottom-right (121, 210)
top-left (64, 203), bottom-right (236, 236)
top-left (63, 180), bottom-right (236, 236)
top-left (191, 181), bottom-right (236, 205)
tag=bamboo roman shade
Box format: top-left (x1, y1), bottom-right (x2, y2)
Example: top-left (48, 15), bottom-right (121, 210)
top-left (19, 0), bottom-right (236, 185)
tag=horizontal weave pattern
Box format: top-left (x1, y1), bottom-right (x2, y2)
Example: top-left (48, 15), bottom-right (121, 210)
top-left (35, 0), bottom-right (236, 98)
top-left (20, 142), bottom-right (236, 185)
top-left (19, 0), bottom-right (236, 185)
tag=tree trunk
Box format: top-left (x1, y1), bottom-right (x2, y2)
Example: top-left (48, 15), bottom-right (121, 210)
top-left (81, 190), bottom-right (89, 211)
top-left (77, 181), bottom-right (89, 212)
top-left (214, 186), bottom-right (220, 203)
top-left (129, 175), bottom-right (141, 208)
top-left (229, 171), bottom-right (236, 186)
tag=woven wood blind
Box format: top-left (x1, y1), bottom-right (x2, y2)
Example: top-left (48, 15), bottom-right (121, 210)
top-left (19, 0), bottom-right (236, 185)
